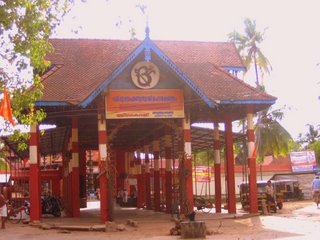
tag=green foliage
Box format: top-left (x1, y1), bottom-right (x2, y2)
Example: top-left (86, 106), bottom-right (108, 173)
top-left (308, 141), bottom-right (320, 164)
top-left (256, 107), bottom-right (292, 162)
top-left (229, 18), bottom-right (293, 165)
top-left (228, 18), bottom-right (272, 87)
top-left (0, 158), bottom-right (10, 171)
top-left (298, 124), bottom-right (320, 145)
top-left (288, 139), bottom-right (303, 152)
top-left (0, 0), bottom-right (72, 154)
top-left (193, 150), bottom-right (214, 166)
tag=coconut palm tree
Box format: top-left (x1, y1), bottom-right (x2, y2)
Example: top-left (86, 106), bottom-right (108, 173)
top-left (228, 18), bottom-right (272, 87)
top-left (229, 18), bottom-right (291, 163)
top-left (303, 124), bottom-right (320, 144)
top-left (255, 107), bottom-right (292, 163)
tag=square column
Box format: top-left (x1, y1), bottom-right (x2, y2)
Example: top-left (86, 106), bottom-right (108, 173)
top-left (224, 116), bottom-right (236, 213)
top-left (164, 129), bottom-right (173, 214)
top-left (144, 144), bottom-right (152, 209)
top-left (181, 116), bottom-right (194, 214)
top-left (71, 118), bottom-right (80, 217)
top-left (29, 124), bottom-right (41, 222)
top-left (152, 138), bottom-right (161, 211)
top-left (98, 114), bottom-right (108, 222)
top-left (213, 122), bottom-right (222, 213)
top-left (247, 105), bottom-right (258, 213)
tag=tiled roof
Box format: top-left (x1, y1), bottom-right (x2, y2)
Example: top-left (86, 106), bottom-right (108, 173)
top-left (42, 39), bottom-right (141, 105)
top-left (40, 38), bottom-right (275, 106)
top-left (154, 40), bottom-right (244, 68)
top-left (175, 62), bottom-right (275, 104)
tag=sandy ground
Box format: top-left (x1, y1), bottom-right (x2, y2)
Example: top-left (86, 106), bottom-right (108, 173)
top-left (1, 200), bottom-right (320, 239)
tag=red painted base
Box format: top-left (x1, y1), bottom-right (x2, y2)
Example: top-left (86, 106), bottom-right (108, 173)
top-left (154, 171), bottom-right (160, 211)
top-left (165, 171), bottom-right (172, 213)
top-left (29, 164), bottom-right (41, 221)
top-left (214, 163), bottom-right (222, 213)
top-left (145, 172), bottom-right (151, 209)
top-left (71, 167), bottom-right (80, 217)
top-left (100, 174), bottom-right (108, 223)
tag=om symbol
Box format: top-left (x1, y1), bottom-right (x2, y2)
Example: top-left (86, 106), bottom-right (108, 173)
top-left (131, 61), bottom-right (160, 89)
top-left (134, 66), bottom-right (155, 87)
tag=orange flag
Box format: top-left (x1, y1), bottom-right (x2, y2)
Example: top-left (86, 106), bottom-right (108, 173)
top-left (0, 86), bottom-right (15, 126)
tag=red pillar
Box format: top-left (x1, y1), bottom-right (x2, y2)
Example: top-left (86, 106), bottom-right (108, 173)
top-left (62, 152), bottom-right (71, 216)
top-left (213, 122), bottom-right (222, 213)
top-left (247, 105), bottom-right (258, 213)
top-left (164, 130), bottom-right (172, 214)
top-left (225, 116), bottom-right (236, 213)
top-left (182, 116), bottom-right (194, 214)
top-left (135, 147), bottom-right (144, 208)
top-left (116, 149), bottom-right (126, 191)
top-left (79, 148), bottom-right (87, 208)
top-left (29, 124), bottom-right (41, 222)
top-left (98, 114), bottom-right (108, 222)
top-left (144, 145), bottom-right (152, 209)
top-left (71, 118), bottom-right (80, 217)
top-left (153, 139), bottom-right (161, 211)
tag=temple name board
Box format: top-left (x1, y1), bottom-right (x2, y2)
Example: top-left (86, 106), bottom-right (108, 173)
top-left (105, 89), bottom-right (184, 119)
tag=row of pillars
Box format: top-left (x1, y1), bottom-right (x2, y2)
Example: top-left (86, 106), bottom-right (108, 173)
top-left (27, 106), bottom-right (258, 223)
top-left (97, 114), bottom-right (194, 222)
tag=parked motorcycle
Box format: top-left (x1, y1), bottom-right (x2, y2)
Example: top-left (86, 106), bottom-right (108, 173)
top-left (41, 195), bottom-right (63, 217)
top-left (24, 199), bottom-right (30, 215)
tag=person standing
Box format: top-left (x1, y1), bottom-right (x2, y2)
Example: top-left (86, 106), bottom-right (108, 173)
top-left (0, 192), bottom-right (7, 229)
top-left (265, 180), bottom-right (276, 213)
top-left (123, 189), bottom-right (128, 204)
top-left (311, 176), bottom-right (320, 205)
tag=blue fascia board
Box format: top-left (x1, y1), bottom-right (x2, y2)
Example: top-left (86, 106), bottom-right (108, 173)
top-left (35, 101), bottom-right (70, 107)
top-left (220, 99), bottom-right (276, 105)
top-left (223, 66), bottom-right (246, 72)
top-left (80, 38), bottom-right (218, 109)
top-left (79, 42), bottom-right (147, 108)
top-left (149, 41), bottom-right (217, 109)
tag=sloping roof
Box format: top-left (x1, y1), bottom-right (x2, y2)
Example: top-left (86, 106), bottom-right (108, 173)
top-left (41, 39), bottom-right (141, 105)
top-left (39, 38), bottom-right (276, 108)
top-left (175, 62), bottom-right (275, 104)
top-left (153, 40), bottom-right (245, 68)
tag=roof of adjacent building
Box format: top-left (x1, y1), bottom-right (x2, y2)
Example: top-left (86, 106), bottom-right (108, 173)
top-left (40, 38), bottom-right (276, 107)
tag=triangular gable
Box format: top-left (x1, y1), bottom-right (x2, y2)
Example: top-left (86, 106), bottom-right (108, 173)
top-left (80, 37), bottom-right (217, 109)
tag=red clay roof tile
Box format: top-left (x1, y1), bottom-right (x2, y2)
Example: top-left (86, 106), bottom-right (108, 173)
top-left (40, 38), bottom-right (275, 106)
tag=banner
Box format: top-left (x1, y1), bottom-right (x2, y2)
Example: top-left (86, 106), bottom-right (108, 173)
top-left (289, 151), bottom-right (317, 172)
top-left (106, 89), bottom-right (184, 119)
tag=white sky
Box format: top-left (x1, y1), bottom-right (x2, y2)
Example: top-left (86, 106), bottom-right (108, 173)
top-left (54, 0), bottom-right (320, 139)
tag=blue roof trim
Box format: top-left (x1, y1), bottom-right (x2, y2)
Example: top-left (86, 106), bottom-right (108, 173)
top-left (79, 42), bottom-right (146, 108)
top-left (223, 66), bottom-right (246, 72)
top-left (35, 101), bottom-right (69, 107)
top-left (220, 100), bottom-right (276, 105)
top-left (149, 41), bottom-right (217, 109)
top-left (80, 37), bottom-right (218, 109)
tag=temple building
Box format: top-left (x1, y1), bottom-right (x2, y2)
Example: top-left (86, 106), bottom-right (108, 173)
top-left (3, 29), bottom-right (276, 223)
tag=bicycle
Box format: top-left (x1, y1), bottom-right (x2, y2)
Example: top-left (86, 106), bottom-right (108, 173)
top-left (194, 197), bottom-right (214, 213)
top-left (7, 200), bottom-right (27, 224)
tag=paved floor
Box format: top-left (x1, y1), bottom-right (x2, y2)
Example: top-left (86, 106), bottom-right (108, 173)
top-left (3, 200), bottom-right (319, 240)
top-left (38, 200), bottom-right (252, 228)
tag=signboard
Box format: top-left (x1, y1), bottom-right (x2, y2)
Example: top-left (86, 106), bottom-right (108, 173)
top-left (0, 174), bottom-right (10, 183)
top-left (289, 151), bottom-right (317, 172)
top-left (106, 89), bottom-right (184, 119)
top-left (192, 166), bottom-right (211, 182)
